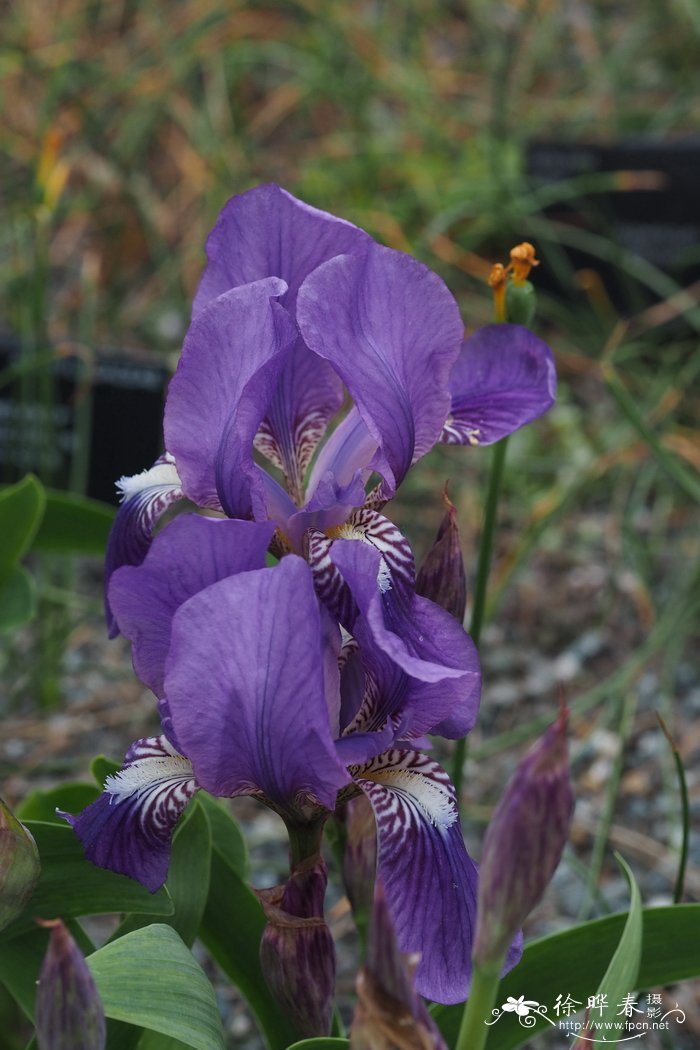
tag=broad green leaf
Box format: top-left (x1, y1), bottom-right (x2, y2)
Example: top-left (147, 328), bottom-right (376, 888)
top-left (87, 924), bottom-right (224, 1050)
top-left (197, 792), bottom-right (248, 879)
top-left (0, 476), bottom-right (46, 583)
top-left (432, 905), bottom-right (700, 1049)
top-left (92, 755), bottom-right (122, 785)
top-left (0, 822), bottom-right (172, 943)
top-left (137, 1033), bottom-right (193, 1050)
top-left (199, 842), bottom-right (295, 1050)
top-left (286, 1041), bottom-right (350, 1049)
top-left (34, 489), bottom-right (115, 556)
top-left (17, 782), bottom-right (99, 823)
top-left (585, 854), bottom-right (642, 1044)
top-left (114, 800), bottom-right (211, 947)
top-left (0, 566), bottom-right (37, 632)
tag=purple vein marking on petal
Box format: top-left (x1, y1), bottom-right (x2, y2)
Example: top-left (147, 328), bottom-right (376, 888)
top-left (61, 735), bottom-right (197, 893)
top-left (353, 749), bottom-right (478, 1004)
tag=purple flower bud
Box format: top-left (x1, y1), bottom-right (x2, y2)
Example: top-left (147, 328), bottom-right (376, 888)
top-left (35, 919), bottom-right (106, 1050)
top-left (350, 881), bottom-right (447, 1050)
top-left (473, 708), bottom-right (574, 968)
top-left (340, 795), bottom-right (377, 924)
top-left (259, 856), bottom-right (336, 1038)
top-left (415, 489), bottom-right (467, 623)
top-left (0, 796), bottom-right (40, 932)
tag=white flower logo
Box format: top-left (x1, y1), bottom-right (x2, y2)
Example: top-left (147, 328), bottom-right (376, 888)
top-left (502, 995), bottom-right (541, 1017)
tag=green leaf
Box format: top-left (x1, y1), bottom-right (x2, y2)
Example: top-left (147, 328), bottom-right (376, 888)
top-left (91, 755), bottom-right (122, 785)
top-left (137, 1033), bottom-right (193, 1050)
top-left (17, 783), bottom-right (99, 823)
top-left (114, 800), bottom-right (211, 947)
top-left (197, 792), bottom-right (248, 879)
top-left (199, 839), bottom-right (295, 1050)
top-left (585, 854), bottom-right (642, 1043)
top-left (432, 905), bottom-right (700, 1049)
top-left (0, 822), bottom-right (172, 943)
top-left (34, 489), bottom-right (115, 556)
top-left (0, 566), bottom-right (37, 632)
top-left (0, 476), bottom-right (46, 584)
top-left (87, 924), bottom-right (224, 1050)
top-left (286, 1041), bottom-right (350, 1049)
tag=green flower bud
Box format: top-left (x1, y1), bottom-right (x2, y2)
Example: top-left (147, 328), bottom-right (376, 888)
top-left (0, 796), bottom-right (40, 931)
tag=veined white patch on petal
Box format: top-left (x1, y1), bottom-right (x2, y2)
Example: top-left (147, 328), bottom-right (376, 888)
top-left (358, 751), bottom-right (458, 832)
top-left (105, 754), bottom-right (195, 801)
top-left (116, 456), bottom-right (181, 502)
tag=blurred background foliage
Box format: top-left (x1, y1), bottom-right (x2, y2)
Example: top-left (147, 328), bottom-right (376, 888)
top-left (1, 0), bottom-right (699, 990)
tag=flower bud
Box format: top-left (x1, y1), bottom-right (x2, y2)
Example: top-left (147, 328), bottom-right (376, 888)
top-left (259, 856), bottom-right (335, 1038)
top-left (340, 795), bottom-right (377, 925)
top-left (35, 919), bottom-right (106, 1050)
top-left (415, 489), bottom-right (467, 623)
top-left (473, 708), bottom-right (574, 968)
top-left (351, 881), bottom-right (447, 1050)
top-left (0, 796), bottom-right (40, 931)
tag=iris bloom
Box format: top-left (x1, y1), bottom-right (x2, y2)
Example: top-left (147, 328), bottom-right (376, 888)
top-left (70, 184), bottom-right (554, 1005)
top-left (104, 184), bottom-right (556, 633)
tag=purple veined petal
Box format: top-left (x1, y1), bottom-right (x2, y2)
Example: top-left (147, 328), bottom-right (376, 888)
top-left (193, 183), bottom-right (372, 316)
top-left (330, 539), bottom-right (481, 731)
top-left (352, 749), bottom-right (478, 1004)
top-left (253, 337), bottom-right (345, 505)
top-left (60, 736), bottom-right (198, 893)
top-left (163, 277), bottom-right (297, 518)
top-left (304, 407), bottom-right (378, 506)
top-left (104, 453), bottom-right (183, 638)
top-left (347, 618), bottom-right (476, 744)
top-left (441, 324), bottom-right (556, 447)
top-left (297, 243), bottom-right (464, 492)
top-left (306, 508), bottom-right (416, 630)
top-left (108, 514), bottom-right (275, 697)
top-left (165, 556), bottom-right (350, 811)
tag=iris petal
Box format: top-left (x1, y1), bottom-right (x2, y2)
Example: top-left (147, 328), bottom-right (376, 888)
top-left (103, 454), bottom-right (183, 637)
top-left (61, 736), bottom-right (197, 893)
top-left (108, 514), bottom-right (275, 696)
top-left (353, 749), bottom-right (478, 1004)
top-left (164, 556), bottom-right (349, 810)
top-left (297, 243), bottom-right (464, 493)
top-left (441, 324), bottom-right (556, 447)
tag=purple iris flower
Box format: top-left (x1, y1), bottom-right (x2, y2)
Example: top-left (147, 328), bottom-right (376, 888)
top-left (104, 184), bottom-right (556, 633)
top-left (66, 512), bottom-right (506, 1004)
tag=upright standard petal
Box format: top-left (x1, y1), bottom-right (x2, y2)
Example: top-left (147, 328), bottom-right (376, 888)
top-left (163, 277), bottom-right (297, 518)
top-left (441, 324), bottom-right (556, 447)
top-left (353, 750), bottom-right (479, 1004)
top-left (108, 514), bottom-right (275, 696)
top-left (193, 185), bottom-right (373, 499)
top-left (103, 454), bottom-right (183, 637)
top-left (165, 556), bottom-right (349, 811)
top-left (61, 736), bottom-right (198, 893)
top-left (297, 244), bottom-right (464, 492)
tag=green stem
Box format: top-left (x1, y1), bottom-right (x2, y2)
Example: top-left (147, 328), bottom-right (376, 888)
top-left (455, 962), bottom-right (502, 1050)
top-left (453, 437), bottom-right (509, 799)
top-left (657, 714), bottom-right (690, 904)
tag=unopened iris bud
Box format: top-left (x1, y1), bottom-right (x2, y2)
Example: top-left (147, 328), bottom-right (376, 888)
top-left (0, 796), bottom-right (40, 931)
top-left (351, 881), bottom-right (447, 1050)
top-left (259, 856), bottom-right (335, 1038)
top-left (415, 488), bottom-right (467, 623)
top-left (473, 707), bottom-right (574, 969)
top-left (35, 919), bottom-right (106, 1050)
